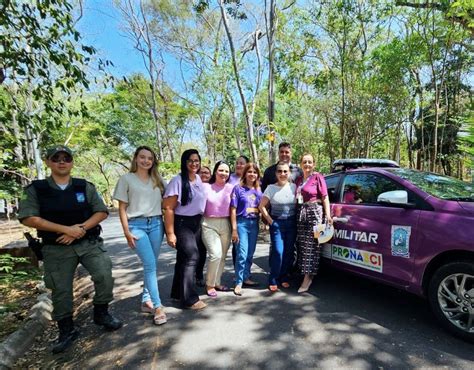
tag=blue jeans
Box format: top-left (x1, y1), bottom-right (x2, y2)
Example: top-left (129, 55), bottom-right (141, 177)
top-left (235, 217), bottom-right (259, 285)
top-left (128, 216), bottom-right (164, 308)
top-left (269, 217), bottom-right (296, 286)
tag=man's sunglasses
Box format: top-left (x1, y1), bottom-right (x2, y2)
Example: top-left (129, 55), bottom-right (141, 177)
top-left (277, 170), bottom-right (289, 174)
top-left (50, 155), bottom-right (73, 163)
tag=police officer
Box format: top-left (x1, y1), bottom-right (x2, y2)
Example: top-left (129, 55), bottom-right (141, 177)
top-left (261, 142), bottom-right (303, 192)
top-left (18, 145), bottom-right (122, 354)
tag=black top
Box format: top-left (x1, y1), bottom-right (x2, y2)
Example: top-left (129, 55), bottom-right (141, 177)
top-left (32, 178), bottom-right (101, 243)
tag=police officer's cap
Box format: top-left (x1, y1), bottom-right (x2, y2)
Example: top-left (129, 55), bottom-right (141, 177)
top-left (46, 145), bottom-right (74, 159)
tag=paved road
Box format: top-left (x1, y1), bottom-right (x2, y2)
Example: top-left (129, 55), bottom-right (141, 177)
top-left (28, 215), bottom-right (474, 368)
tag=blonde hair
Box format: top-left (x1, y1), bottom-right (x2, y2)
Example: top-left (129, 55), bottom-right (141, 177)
top-left (130, 146), bottom-right (165, 193)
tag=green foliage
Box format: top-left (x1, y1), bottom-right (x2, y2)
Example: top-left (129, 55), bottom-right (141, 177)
top-left (0, 0), bottom-right (100, 128)
top-left (0, 254), bottom-right (29, 282)
top-left (459, 113), bottom-right (474, 171)
top-left (194, 0), bottom-right (247, 19)
top-left (0, 0), bottom-right (472, 204)
top-left (449, 1), bottom-right (474, 33)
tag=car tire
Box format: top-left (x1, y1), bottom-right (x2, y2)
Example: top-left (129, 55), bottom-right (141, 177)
top-left (428, 261), bottom-right (474, 342)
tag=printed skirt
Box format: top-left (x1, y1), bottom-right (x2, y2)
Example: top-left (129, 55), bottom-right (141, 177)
top-left (296, 202), bottom-right (323, 275)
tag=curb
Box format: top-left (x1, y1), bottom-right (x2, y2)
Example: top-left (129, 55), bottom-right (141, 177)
top-left (0, 292), bottom-right (53, 369)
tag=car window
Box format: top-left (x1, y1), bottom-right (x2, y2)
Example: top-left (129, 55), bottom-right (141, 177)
top-left (386, 168), bottom-right (474, 201)
top-left (325, 174), bottom-right (341, 203)
top-left (342, 173), bottom-right (405, 205)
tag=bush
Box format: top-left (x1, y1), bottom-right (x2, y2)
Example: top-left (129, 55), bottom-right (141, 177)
top-left (0, 254), bottom-right (30, 282)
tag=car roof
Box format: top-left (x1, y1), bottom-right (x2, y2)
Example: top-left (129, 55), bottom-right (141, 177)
top-left (331, 158), bottom-right (400, 173)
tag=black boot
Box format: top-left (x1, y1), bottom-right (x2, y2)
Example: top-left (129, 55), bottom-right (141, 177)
top-left (51, 317), bottom-right (80, 354)
top-left (93, 303), bottom-right (123, 331)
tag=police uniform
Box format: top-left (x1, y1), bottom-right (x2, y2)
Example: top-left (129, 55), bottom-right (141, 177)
top-left (18, 177), bottom-right (114, 321)
top-left (18, 145), bottom-right (122, 354)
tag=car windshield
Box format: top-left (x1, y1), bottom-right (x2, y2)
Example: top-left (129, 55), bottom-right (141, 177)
top-left (387, 169), bottom-right (474, 201)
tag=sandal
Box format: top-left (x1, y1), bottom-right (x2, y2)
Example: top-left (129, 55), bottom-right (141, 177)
top-left (207, 289), bottom-right (218, 298)
top-left (268, 285), bottom-right (278, 292)
top-left (281, 282), bottom-right (290, 289)
top-left (234, 285), bottom-right (243, 296)
top-left (188, 300), bottom-right (207, 310)
top-left (215, 285), bottom-right (231, 292)
top-left (141, 302), bottom-right (154, 314)
top-left (153, 307), bottom-right (167, 325)
top-left (243, 279), bottom-right (259, 287)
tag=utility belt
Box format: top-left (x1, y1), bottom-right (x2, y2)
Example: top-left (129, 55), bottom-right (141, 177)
top-left (40, 225), bottom-right (102, 246)
top-left (41, 234), bottom-right (102, 246)
top-left (24, 229), bottom-right (103, 262)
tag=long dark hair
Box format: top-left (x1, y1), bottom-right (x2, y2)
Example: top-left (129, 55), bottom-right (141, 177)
top-left (209, 160), bottom-right (230, 184)
top-left (180, 149), bottom-right (201, 206)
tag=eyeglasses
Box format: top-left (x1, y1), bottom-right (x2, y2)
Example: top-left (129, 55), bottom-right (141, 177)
top-left (50, 155), bottom-right (73, 163)
top-left (187, 159), bottom-right (200, 165)
top-left (277, 170), bottom-right (289, 174)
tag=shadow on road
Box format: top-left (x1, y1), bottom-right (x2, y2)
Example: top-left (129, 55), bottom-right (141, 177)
top-left (26, 216), bottom-right (474, 369)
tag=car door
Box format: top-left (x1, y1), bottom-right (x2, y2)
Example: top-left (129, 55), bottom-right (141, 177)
top-left (328, 172), bottom-right (421, 288)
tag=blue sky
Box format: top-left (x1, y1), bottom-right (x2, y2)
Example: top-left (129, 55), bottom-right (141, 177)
top-left (77, 0), bottom-right (147, 77)
top-left (77, 0), bottom-right (193, 94)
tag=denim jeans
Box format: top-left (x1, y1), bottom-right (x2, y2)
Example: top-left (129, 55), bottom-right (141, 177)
top-left (128, 216), bottom-right (164, 308)
top-left (235, 217), bottom-right (259, 285)
top-left (269, 217), bottom-right (296, 286)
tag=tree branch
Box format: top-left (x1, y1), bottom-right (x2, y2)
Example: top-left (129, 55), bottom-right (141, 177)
top-left (1, 168), bottom-right (32, 182)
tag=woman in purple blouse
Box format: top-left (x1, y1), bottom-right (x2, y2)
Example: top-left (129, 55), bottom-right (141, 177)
top-left (230, 163), bottom-right (262, 296)
top-left (229, 155), bottom-right (250, 267)
top-left (163, 149), bottom-right (207, 310)
top-left (294, 154), bottom-right (333, 293)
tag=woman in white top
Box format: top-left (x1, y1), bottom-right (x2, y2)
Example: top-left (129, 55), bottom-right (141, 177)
top-left (113, 146), bottom-right (167, 325)
top-left (259, 162), bottom-right (297, 292)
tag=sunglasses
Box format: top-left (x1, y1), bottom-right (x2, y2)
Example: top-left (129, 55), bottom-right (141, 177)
top-left (50, 155), bottom-right (73, 163)
top-left (277, 170), bottom-right (289, 174)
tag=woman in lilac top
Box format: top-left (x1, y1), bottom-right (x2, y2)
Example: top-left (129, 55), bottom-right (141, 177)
top-left (229, 155), bottom-right (249, 186)
top-left (230, 163), bottom-right (262, 296)
top-left (201, 161), bottom-right (234, 298)
top-left (195, 165), bottom-right (211, 288)
top-left (295, 154), bottom-right (333, 293)
top-left (163, 149), bottom-right (207, 310)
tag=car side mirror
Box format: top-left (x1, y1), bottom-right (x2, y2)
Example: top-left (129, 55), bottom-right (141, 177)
top-left (377, 190), bottom-right (408, 204)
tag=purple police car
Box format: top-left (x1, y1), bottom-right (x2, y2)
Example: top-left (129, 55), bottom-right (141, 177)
top-left (322, 159), bottom-right (474, 342)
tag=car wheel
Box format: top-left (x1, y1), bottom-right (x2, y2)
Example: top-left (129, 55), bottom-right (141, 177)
top-left (428, 261), bottom-right (474, 342)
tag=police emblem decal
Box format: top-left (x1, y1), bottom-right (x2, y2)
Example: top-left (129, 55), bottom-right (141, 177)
top-left (391, 225), bottom-right (411, 258)
top-left (76, 192), bottom-right (86, 203)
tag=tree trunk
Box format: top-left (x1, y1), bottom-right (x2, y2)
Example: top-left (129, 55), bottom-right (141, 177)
top-left (412, 69), bottom-right (425, 170)
top-left (339, 19), bottom-right (347, 158)
top-left (267, 0), bottom-right (276, 164)
top-left (25, 82), bottom-right (45, 180)
top-left (225, 94), bottom-right (243, 154)
top-left (156, 87), bottom-right (175, 162)
top-left (218, 0), bottom-right (259, 167)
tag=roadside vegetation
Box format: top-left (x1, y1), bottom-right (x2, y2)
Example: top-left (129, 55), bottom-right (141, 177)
top-left (0, 253), bottom-right (42, 341)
